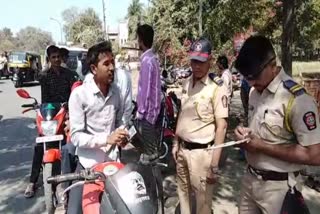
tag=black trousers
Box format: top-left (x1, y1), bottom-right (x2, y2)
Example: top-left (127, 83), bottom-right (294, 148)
top-left (67, 162), bottom-right (84, 214)
top-left (133, 118), bottom-right (161, 157)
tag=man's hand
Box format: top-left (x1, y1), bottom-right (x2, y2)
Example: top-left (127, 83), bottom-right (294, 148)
top-left (234, 126), bottom-right (252, 141)
top-left (107, 129), bottom-right (129, 147)
top-left (206, 166), bottom-right (219, 185)
top-left (235, 126), bottom-right (263, 153)
top-left (64, 119), bottom-right (70, 134)
top-left (172, 143), bottom-right (179, 163)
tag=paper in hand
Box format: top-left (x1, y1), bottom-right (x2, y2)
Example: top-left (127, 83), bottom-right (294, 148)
top-left (128, 125), bottom-right (137, 140)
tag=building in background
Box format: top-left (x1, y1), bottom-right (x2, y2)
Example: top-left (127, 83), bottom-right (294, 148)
top-left (107, 19), bottom-right (129, 48)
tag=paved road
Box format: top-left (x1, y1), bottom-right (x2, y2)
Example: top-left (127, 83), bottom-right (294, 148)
top-left (0, 79), bottom-right (46, 214)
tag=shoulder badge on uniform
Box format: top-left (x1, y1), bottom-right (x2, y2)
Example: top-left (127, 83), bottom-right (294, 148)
top-left (283, 79), bottom-right (305, 96)
top-left (208, 73), bottom-right (223, 86)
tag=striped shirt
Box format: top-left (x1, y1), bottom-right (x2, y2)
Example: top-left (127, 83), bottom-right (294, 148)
top-left (136, 49), bottom-right (161, 124)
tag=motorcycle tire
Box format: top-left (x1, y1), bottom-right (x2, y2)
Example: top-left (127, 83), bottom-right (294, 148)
top-left (43, 163), bottom-right (56, 214)
top-left (13, 80), bottom-right (21, 88)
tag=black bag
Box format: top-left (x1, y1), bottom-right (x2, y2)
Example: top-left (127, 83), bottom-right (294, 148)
top-left (280, 187), bottom-right (310, 214)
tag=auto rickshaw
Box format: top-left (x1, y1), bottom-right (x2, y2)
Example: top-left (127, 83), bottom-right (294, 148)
top-left (8, 51), bottom-right (42, 87)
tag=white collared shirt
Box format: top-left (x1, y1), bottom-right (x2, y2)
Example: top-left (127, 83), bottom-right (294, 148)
top-left (84, 68), bottom-right (132, 126)
top-left (221, 69), bottom-right (233, 99)
top-left (69, 76), bottom-right (123, 168)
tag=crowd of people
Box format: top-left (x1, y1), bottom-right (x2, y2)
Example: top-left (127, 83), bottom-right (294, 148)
top-left (21, 23), bottom-right (320, 214)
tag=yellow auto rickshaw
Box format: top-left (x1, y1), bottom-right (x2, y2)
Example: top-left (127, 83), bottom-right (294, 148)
top-left (9, 51), bottom-right (42, 87)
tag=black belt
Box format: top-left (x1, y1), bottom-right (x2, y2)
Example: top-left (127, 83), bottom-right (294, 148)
top-left (248, 165), bottom-right (299, 181)
top-left (181, 140), bottom-right (214, 150)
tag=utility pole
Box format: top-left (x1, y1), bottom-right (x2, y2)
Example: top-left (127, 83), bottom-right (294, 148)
top-left (199, 0), bottom-right (203, 36)
top-left (102, 0), bottom-right (107, 40)
top-left (50, 17), bottom-right (63, 45)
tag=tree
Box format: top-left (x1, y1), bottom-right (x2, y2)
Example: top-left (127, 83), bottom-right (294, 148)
top-left (0, 28), bottom-right (15, 51)
top-left (62, 7), bottom-right (104, 47)
top-left (16, 27), bottom-right (54, 53)
top-left (281, 0), bottom-right (295, 76)
top-left (127, 0), bottom-right (144, 40)
top-left (145, 0), bottom-right (320, 70)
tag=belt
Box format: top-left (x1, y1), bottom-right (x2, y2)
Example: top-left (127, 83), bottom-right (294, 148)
top-left (181, 140), bottom-right (214, 150)
top-left (248, 165), bottom-right (299, 181)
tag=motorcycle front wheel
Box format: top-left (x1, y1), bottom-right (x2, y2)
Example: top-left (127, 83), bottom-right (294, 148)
top-left (43, 163), bottom-right (57, 214)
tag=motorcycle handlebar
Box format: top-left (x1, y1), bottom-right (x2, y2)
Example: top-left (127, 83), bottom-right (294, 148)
top-left (21, 104), bottom-right (34, 108)
top-left (47, 170), bottom-right (106, 185)
top-left (47, 172), bottom-right (83, 184)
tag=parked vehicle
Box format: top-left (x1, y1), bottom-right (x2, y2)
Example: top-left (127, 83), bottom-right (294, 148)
top-left (162, 66), bottom-right (192, 86)
top-left (16, 89), bottom-right (67, 214)
top-left (9, 51), bottom-right (42, 87)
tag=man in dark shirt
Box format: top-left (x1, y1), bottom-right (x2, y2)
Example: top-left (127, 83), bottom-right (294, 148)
top-left (24, 45), bottom-right (77, 198)
top-left (39, 46), bottom-right (77, 103)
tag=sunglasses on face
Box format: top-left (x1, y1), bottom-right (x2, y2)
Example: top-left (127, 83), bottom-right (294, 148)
top-left (244, 57), bottom-right (276, 81)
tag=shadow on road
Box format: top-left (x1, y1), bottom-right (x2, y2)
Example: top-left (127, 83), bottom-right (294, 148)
top-left (22, 82), bottom-right (40, 88)
top-left (0, 117), bottom-right (45, 214)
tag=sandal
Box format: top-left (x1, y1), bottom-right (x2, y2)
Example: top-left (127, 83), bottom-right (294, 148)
top-left (24, 183), bottom-right (35, 198)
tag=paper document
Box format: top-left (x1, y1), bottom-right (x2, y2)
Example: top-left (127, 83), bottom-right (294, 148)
top-left (206, 138), bottom-right (249, 150)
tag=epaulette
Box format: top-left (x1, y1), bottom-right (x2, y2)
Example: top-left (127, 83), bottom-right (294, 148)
top-left (283, 79), bottom-right (305, 96)
top-left (208, 73), bottom-right (223, 86)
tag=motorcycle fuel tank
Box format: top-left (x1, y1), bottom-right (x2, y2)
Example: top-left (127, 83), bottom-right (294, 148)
top-left (100, 163), bottom-right (160, 214)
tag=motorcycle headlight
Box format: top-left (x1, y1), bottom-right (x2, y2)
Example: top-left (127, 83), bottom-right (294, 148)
top-left (41, 120), bottom-right (58, 136)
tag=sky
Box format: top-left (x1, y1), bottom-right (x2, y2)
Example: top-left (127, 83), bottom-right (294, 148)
top-left (0, 0), bottom-right (149, 43)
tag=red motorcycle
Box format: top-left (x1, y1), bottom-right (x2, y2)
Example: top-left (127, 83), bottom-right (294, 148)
top-left (17, 89), bottom-right (67, 214)
top-left (48, 152), bottom-right (167, 213)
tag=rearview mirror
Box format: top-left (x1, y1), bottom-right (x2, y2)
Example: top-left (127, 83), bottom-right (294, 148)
top-left (16, 89), bottom-right (31, 99)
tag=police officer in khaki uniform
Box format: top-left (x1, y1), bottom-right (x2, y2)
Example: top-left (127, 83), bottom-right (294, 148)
top-left (234, 35), bottom-right (320, 214)
top-left (172, 38), bottom-right (229, 214)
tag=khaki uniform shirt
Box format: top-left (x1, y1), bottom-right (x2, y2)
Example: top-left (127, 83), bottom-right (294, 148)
top-left (247, 69), bottom-right (320, 172)
top-left (175, 73), bottom-right (229, 144)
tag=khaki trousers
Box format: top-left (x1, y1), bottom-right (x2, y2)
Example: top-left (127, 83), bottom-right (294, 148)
top-left (239, 171), bottom-right (299, 214)
top-left (176, 147), bottom-right (214, 214)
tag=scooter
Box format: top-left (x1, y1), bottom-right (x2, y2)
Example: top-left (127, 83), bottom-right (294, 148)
top-left (17, 89), bottom-right (67, 214)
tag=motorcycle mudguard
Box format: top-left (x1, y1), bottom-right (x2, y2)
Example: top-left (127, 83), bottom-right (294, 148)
top-left (82, 162), bottom-right (124, 214)
top-left (43, 149), bottom-right (61, 163)
top-left (100, 163), bottom-right (160, 214)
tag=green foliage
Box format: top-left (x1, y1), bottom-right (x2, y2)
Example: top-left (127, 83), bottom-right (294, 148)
top-left (144, 0), bottom-right (320, 64)
top-left (293, 0), bottom-right (320, 59)
top-left (62, 7), bottom-right (104, 47)
top-left (16, 27), bottom-right (54, 53)
top-left (0, 27), bottom-right (53, 53)
top-left (127, 0), bottom-right (144, 40)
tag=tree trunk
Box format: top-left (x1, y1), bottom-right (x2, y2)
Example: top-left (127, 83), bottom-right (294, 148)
top-left (281, 0), bottom-right (295, 76)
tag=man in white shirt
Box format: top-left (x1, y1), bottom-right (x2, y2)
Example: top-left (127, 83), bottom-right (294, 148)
top-left (216, 55), bottom-right (233, 103)
top-left (0, 53), bottom-right (7, 71)
top-left (67, 41), bottom-right (129, 213)
top-left (84, 65), bottom-right (132, 126)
